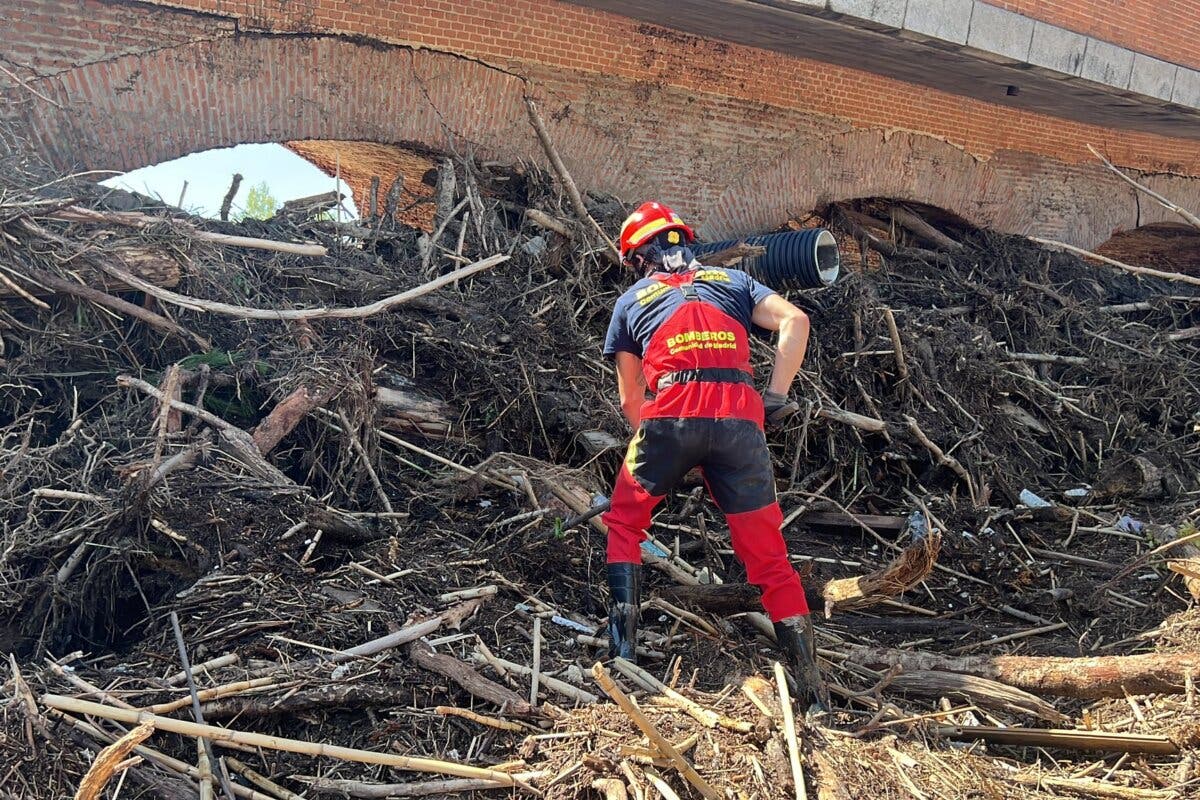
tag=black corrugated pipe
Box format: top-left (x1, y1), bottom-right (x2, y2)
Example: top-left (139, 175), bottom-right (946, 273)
top-left (692, 229), bottom-right (841, 289)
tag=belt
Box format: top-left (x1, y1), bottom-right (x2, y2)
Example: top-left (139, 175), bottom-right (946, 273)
top-left (654, 368), bottom-right (754, 393)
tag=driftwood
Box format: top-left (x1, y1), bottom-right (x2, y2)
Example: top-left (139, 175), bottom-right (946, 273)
top-left (73, 720), bottom-right (155, 800)
top-left (801, 512), bottom-right (906, 533)
top-left (1147, 524), bottom-right (1200, 601)
top-left (0, 245), bottom-right (181, 297)
top-left (297, 773), bottom-right (546, 798)
top-left (773, 662), bottom-right (807, 800)
top-left (697, 242), bottom-right (767, 267)
top-left (885, 670), bottom-right (1067, 723)
top-left (98, 253), bottom-right (509, 321)
top-left (408, 640), bottom-right (533, 715)
top-left (844, 646), bottom-right (1200, 698)
top-left (592, 663), bottom-right (721, 800)
top-left (820, 527), bottom-right (940, 616)
top-left (1031, 236), bottom-right (1200, 288)
top-left (1094, 455), bottom-right (1169, 500)
top-left (523, 96), bottom-right (620, 263)
top-left (888, 204), bottom-right (964, 252)
top-left (659, 529), bottom-right (938, 617)
top-left (251, 386), bottom-right (333, 454)
top-left (904, 415), bottom-right (976, 504)
top-left (376, 384), bottom-right (454, 438)
top-left (525, 208), bottom-right (573, 239)
top-left (41, 695), bottom-right (528, 789)
top-left (831, 205), bottom-right (952, 266)
top-left (53, 206), bottom-right (327, 256)
top-left (219, 173), bottom-right (243, 221)
top-left (942, 725), bottom-right (1179, 757)
top-left (13, 266), bottom-right (208, 348)
top-left (1088, 143), bottom-right (1200, 231)
top-left (817, 406), bottom-right (887, 433)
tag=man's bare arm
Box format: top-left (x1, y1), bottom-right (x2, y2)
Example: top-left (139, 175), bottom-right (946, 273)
top-left (614, 351), bottom-right (646, 428)
top-left (751, 294), bottom-right (811, 395)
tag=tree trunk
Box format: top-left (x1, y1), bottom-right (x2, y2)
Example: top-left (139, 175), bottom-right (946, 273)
top-left (843, 646), bottom-right (1200, 698)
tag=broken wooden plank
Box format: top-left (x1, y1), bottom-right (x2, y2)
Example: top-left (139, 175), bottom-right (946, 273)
top-left (799, 512), bottom-right (907, 533)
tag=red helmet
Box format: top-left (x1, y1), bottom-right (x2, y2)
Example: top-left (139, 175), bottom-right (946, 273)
top-left (618, 201), bottom-right (695, 262)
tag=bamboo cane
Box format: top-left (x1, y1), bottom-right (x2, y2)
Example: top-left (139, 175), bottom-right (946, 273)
top-left (41, 695), bottom-right (528, 790)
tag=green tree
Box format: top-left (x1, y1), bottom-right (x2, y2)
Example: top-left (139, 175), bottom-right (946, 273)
top-left (236, 181), bottom-right (278, 221)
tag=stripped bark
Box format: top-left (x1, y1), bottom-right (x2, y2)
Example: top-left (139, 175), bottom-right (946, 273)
top-left (251, 386), bottom-right (333, 455)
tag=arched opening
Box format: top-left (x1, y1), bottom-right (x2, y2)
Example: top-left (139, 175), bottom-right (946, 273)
top-left (100, 142), bottom-right (360, 220)
top-left (813, 198), bottom-right (978, 270)
top-left (97, 139), bottom-right (458, 231)
top-left (1095, 223), bottom-right (1200, 277)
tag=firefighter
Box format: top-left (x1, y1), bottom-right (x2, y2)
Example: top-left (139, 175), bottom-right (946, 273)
top-left (601, 201), bottom-right (829, 710)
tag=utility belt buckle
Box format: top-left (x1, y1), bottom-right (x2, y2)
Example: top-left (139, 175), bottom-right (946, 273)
top-left (655, 368), bottom-right (750, 393)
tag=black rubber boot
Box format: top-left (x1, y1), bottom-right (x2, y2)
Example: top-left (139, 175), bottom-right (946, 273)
top-left (774, 614), bottom-right (831, 713)
top-left (607, 563), bottom-right (641, 662)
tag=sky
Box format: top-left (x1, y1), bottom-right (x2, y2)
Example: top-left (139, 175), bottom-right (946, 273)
top-left (101, 143), bottom-right (359, 219)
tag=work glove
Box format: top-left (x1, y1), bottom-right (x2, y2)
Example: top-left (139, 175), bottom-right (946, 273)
top-left (763, 390), bottom-right (800, 428)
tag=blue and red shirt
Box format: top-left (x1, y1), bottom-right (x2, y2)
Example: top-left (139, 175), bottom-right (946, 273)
top-left (603, 266), bottom-right (776, 422)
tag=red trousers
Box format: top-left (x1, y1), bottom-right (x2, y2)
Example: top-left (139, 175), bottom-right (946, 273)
top-left (603, 416), bottom-right (809, 622)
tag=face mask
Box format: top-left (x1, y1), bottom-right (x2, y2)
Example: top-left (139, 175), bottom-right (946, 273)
top-left (634, 237), bottom-right (696, 274)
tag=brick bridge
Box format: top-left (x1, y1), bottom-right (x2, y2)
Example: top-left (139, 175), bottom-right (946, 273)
top-left (4, 0), bottom-right (1200, 250)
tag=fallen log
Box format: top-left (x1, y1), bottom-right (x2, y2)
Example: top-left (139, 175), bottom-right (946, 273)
top-left (885, 670), bottom-right (1067, 723)
top-left (0, 245), bottom-right (181, 296)
top-left (843, 646), bottom-right (1200, 698)
top-left (888, 204), bottom-right (964, 252)
top-left (376, 383), bottom-right (454, 438)
top-left (1094, 455), bottom-right (1168, 500)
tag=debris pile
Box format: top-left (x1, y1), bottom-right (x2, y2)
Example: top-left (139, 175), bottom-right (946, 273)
top-left (2, 116), bottom-right (1200, 799)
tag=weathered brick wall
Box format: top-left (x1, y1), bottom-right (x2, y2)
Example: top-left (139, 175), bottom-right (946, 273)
top-left (981, 1), bottom-right (1200, 68)
top-left (3, 0), bottom-right (1200, 248)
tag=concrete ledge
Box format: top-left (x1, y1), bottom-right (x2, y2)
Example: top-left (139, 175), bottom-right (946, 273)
top-left (1174, 68), bottom-right (1200, 107)
top-left (829, 0), bottom-right (906, 29)
top-left (1128, 54), bottom-right (1178, 103)
top-left (1026, 20), bottom-right (1088, 76)
top-left (966, 2), bottom-right (1033, 63)
top-left (902, 0), bottom-right (972, 45)
top-left (1080, 37), bottom-right (1135, 87)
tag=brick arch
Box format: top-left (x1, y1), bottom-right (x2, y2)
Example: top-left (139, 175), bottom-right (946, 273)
top-left (15, 34), bottom-right (637, 200)
top-left (700, 130), bottom-right (1001, 240)
top-left (697, 130), bottom-right (1200, 251)
top-left (12, 24), bottom-right (1200, 251)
